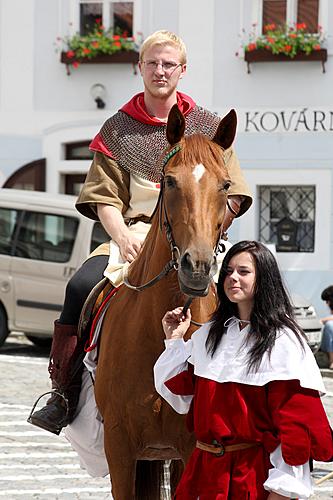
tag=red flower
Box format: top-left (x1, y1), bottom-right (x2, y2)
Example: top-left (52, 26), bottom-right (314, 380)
top-left (123, 30), bottom-right (128, 37)
top-left (66, 50), bottom-right (75, 58)
top-left (95, 18), bottom-right (102, 25)
top-left (82, 48), bottom-right (91, 54)
top-left (113, 35), bottom-right (121, 40)
top-left (289, 33), bottom-right (297, 38)
top-left (113, 41), bottom-right (121, 47)
top-left (91, 41), bottom-right (99, 48)
top-left (284, 45), bottom-right (292, 52)
top-left (314, 44), bottom-right (321, 50)
top-left (247, 42), bottom-right (257, 51)
top-left (267, 36), bottom-right (275, 43)
top-left (72, 61), bottom-right (80, 68)
top-left (264, 23), bottom-right (276, 32)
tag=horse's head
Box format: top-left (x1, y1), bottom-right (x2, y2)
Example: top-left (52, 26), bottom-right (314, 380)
top-left (161, 105), bottom-right (237, 297)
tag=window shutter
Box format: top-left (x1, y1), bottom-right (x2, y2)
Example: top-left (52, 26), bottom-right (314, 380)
top-left (262, 0), bottom-right (287, 31)
top-left (297, 0), bottom-right (319, 33)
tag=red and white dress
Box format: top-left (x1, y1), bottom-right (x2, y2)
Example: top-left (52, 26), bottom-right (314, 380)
top-left (154, 318), bottom-right (333, 499)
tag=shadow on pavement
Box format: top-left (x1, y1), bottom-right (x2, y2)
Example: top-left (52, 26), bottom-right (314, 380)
top-left (0, 332), bottom-right (51, 358)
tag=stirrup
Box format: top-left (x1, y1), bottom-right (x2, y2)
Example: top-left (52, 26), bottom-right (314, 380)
top-left (27, 390), bottom-right (70, 436)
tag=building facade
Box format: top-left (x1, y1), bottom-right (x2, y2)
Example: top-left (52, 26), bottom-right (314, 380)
top-left (0, 0), bottom-right (332, 315)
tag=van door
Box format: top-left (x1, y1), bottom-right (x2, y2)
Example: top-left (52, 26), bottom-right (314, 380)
top-left (0, 207), bottom-right (19, 334)
top-left (10, 209), bottom-right (87, 334)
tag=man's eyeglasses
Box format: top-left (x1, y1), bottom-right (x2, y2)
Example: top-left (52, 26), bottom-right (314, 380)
top-left (143, 61), bottom-right (182, 74)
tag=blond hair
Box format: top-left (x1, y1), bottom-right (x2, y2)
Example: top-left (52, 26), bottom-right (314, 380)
top-left (139, 30), bottom-right (187, 64)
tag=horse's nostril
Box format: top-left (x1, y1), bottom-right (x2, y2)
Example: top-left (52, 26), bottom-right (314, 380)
top-left (181, 252), bottom-right (193, 271)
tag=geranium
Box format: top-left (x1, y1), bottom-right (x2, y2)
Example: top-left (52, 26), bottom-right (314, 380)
top-left (242, 23), bottom-right (325, 58)
top-left (55, 20), bottom-right (141, 69)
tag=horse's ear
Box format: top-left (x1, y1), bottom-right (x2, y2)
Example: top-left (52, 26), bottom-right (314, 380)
top-left (213, 109), bottom-right (237, 150)
top-left (166, 104), bottom-right (186, 145)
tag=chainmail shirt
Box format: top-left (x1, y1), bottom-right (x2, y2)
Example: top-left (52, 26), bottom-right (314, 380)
top-left (100, 106), bottom-right (221, 183)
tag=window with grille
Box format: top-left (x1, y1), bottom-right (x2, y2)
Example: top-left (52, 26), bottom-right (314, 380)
top-left (262, 0), bottom-right (319, 33)
top-left (258, 185), bottom-right (315, 252)
top-left (79, 0), bottom-right (134, 36)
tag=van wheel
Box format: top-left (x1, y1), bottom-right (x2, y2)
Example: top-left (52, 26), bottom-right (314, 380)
top-left (0, 307), bottom-right (9, 347)
top-left (25, 335), bottom-right (52, 349)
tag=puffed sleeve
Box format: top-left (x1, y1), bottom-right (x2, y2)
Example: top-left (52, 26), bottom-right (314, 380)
top-left (224, 147), bottom-right (252, 216)
top-left (153, 338), bottom-right (194, 414)
top-left (263, 379), bottom-right (333, 498)
top-left (268, 379), bottom-right (333, 465)
top-left (75, 152), bottom-right (130, 220)
top-left (263, 444), bottom-right (313, 499)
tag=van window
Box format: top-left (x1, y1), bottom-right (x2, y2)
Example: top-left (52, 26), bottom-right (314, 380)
top-left (90, 222), bottom-right (109, 253)
top-left (0, 207), bottom-right (19, 255)
top-left (14, 211), bottom-right (79, 262)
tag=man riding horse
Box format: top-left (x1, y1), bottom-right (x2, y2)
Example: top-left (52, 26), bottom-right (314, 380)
top-left (29, 30), bottom-right (252, 436)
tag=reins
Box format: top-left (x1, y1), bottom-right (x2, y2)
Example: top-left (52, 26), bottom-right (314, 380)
top-left (123, 145), bottom-right (182, 293)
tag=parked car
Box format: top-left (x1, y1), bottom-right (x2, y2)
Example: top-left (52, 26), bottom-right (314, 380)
top-left (0, 188), bottom-right (109, 347)
top-left (291, 293), bottom-right (322, 352)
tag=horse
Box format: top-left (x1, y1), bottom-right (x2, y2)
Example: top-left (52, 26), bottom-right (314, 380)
top-left (94, 104), bottom-right (237, 499)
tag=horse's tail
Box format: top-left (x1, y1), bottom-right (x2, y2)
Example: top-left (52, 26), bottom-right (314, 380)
top-left (135, 460), bottom-right (164, 500)
top-left (135, 459), bottom-right (184, 499)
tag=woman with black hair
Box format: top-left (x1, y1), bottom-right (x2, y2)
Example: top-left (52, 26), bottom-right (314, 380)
top-left (154, 241), bottom-right (333, 499)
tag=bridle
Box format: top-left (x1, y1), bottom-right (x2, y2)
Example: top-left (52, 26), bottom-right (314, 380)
top-left (123, 144), bottom-right (228, 318)
top-left (123, 145), bottom-right (182, 293)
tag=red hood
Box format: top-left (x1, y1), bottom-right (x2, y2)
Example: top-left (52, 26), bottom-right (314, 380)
top-left (120, 91), bottom-right (196, 125)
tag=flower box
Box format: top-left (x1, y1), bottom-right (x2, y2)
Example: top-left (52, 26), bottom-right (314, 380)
top-left (244, 48), bottom-right (327, 74)
top-left (60, 50), bottom-right (139, 75)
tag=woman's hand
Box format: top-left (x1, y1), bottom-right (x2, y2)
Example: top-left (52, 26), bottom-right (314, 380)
top-left (162, 307), bottom-right (191, 340)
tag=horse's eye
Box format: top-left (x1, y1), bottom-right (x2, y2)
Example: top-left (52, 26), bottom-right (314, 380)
top-left (165, 176), bottom-right (177, 188)
top-left (219, 181), bottom-right (231, 193)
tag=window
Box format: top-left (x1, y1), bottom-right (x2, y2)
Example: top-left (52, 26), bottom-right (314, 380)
top-left (258, 185), bottom-right (315, 252)
top-left (90, 222), bottom-right (109, 253)
top-left (0, 208), bottom-right (19, 256)
top-left (261, 0), bottom-right (320, 33)
top-left (65, 141), bottom-right (93, 160)
top-left (14, 211), bottom-right (79, 262)
top-left (79, 0), bottom-right (134, 36)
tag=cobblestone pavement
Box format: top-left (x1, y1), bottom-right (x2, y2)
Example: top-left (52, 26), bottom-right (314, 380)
top-left (1, 332), bottom-right (333, 499)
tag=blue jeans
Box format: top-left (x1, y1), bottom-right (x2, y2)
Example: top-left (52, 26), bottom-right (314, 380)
top-left (321, 320), bottom-right (333, 352)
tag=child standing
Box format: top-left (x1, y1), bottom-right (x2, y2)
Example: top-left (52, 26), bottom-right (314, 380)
top-left (154, 241), bottom-right (333, 499)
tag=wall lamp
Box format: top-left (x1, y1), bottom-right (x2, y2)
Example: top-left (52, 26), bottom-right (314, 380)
top-left (90, 83), bottom-right (106, 109)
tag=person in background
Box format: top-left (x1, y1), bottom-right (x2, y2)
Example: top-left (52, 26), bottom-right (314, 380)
top-left (29, 30), bottom-right (252, 435)
top-left (320, 285), bottom-right (333, 369)
top-left (154, 240), bottom-right (333, 499)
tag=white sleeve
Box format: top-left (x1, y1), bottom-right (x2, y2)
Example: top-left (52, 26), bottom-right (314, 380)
top-left (263, 445), bottom-right (313, 499)
top-left (153, 338), bottom-right (194, 414)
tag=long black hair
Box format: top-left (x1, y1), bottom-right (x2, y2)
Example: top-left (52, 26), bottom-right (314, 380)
top-left (206, 240), bottom-right (306, 372)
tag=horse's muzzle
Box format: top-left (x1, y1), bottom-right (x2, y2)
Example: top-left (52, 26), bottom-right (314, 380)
top-left (178, 252), bottom-right (217, 297)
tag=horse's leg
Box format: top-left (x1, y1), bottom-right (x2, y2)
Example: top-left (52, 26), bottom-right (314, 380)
top-left (104, 424), bottom-right (137, 500)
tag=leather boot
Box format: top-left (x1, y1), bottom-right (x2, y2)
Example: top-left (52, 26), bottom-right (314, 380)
top-left (28, 386), bottom-right (70, 435)
top-left (28, 321), bottom-right (83, 435)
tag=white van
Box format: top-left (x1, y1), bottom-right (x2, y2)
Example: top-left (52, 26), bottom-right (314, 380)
top-left (0, 188), bottom-right (109, 347)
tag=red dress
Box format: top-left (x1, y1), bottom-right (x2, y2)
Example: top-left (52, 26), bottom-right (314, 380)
top-left (154, 319), bottom-right (333, 499)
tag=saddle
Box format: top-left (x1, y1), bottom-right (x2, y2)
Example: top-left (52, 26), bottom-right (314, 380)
top-left (77, 277), bottom-right (115, 339)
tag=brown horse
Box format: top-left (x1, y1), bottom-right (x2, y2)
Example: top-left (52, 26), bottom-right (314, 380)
top-left (94, 105), bottom-right (237, 499)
